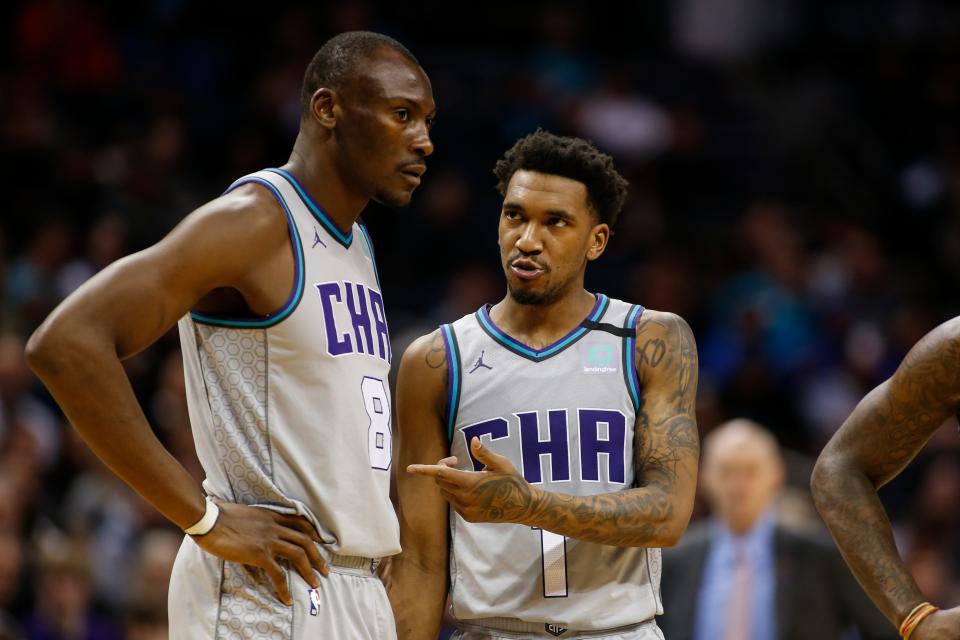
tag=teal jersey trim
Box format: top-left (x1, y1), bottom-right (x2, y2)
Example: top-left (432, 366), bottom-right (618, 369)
top-left (475, 294), bottom-right (610, 362)
top-left (190, 177), bottom-right (305, 328)
top-left (265, 168), bottom-right (353, 248)
top-left (440, 324), bottom-right (462, 441)
top-left (622, 304), bottom-right (644, 412)
top-left (357, 223), bottom-right (382, 290)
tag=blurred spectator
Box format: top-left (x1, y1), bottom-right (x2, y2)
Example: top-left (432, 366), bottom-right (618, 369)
top-left (128, 529), bottom-right (180, 613)
top-left (22, 530), bottom-right (121, 640)
top-left (4, 224), bottom-right (73, 330)
top-left (0, 332), bottom-right (58, 467)
top-left (573, 69), bottom-right (672, 163)
top-left (120, 604), bottom-right (165, 640)
top-left (0, 530), bottom-right (26, 617)
top-left (659, 419), bottom-right (896, 640)
top-left (56, 216), bottom-right (127, 298)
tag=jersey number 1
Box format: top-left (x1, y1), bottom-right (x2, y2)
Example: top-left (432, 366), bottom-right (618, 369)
top-left (362, 377), bottom-right (392, 470)
top-left (533, 528), bottom-right (568, 597)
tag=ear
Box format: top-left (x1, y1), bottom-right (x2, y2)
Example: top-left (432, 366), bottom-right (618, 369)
top-left (309, 88), bottom-right (337, 131)
top-left (585, 222), bottom-right (610, 262)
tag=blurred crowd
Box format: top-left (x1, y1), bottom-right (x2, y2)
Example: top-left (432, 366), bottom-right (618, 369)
top-left (3, 0), bottom-right (960, 638)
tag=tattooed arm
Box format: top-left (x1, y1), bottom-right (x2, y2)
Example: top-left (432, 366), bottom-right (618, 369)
top-left (388, 330), bottom-right (451, 640)
top-left (411, 310), bottom-right (700, 548)
top-left (811, 318), bottom-right (960, 638)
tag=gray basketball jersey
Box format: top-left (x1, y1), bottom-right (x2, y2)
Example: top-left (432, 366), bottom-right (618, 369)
top-left (439, 295), bottom-right (663, 632)
top-left (178, 168), bottom-right (399, 560)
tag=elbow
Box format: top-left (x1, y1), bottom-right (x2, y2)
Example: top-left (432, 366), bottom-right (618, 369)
top-left (657, 530), bottom-right (684, 548)
top-left (25, 325), bottom-right (58, 378)
top-left (637, 502), bottom-right (693, 548)
top-left (810, 449), bottom-right (850, 516)
top-left (657, 511), bottom-right (693, 548)
top-left (25, 319), bottom-right (83, 380)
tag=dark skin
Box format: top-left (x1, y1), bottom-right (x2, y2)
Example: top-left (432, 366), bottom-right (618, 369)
top-left (25, 47), bottom-right (435, 606)
top-left (812, 318), bottom-right (960, 639)
top-left (388, 170), bottom-right (700, 640)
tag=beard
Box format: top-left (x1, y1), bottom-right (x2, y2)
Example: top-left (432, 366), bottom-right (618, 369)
top-left (507, 280), bottom-right (566, 306)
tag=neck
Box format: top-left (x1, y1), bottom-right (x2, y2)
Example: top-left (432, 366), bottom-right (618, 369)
top-left (489, 283), bottom-right (597, 348)
top-left (285, 132), bottom-right (368, 231)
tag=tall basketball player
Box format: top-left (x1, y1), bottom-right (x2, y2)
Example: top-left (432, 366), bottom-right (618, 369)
top-left (389, 131), bottom-right (699, 639)
top-left (26, 31), bottom-right (435, 639)
top-left (812, 319), bottom-right (960, 639)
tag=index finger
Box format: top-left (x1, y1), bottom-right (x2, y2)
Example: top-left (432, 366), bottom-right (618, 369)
top-left (408, 464), bottom-right (476, 487)
top-left (406, 463), bottom-right (448, 477)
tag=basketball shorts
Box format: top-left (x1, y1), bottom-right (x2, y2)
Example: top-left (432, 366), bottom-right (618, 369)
top-left (452, 617), bottom-right (664, 640)
top-left (168, 536), bottom-right (396, 639)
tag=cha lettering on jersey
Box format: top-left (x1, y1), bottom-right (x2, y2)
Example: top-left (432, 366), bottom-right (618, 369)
top-left (461, 408), bottom-right (627, 485)
top-left (315, 280), bottom-right (392, 362)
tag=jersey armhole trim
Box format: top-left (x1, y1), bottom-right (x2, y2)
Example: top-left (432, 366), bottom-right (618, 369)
top-left (440, 324), bottom-right (462, 441)
top-left (189, 177), bottom-right (305, 328)
top-left (622, 304), bottom-right (645, 412)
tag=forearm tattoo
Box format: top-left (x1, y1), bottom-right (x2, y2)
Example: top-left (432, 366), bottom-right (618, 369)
top-left (454, 313), bottom-right (699, 547)
top-left (813, 320), bottom-right (960, 623)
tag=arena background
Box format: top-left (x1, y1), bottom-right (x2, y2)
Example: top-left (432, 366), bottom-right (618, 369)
top-left (2, 1), bottom-right (960, 638)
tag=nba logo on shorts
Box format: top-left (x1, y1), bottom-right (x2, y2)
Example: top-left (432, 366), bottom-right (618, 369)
top-left (545, 622), bottom-right (568, 637)
top-left (308, 588), bottom-right (321, 616)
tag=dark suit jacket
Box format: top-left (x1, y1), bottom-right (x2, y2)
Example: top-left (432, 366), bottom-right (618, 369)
top-left (657, 522), bottom-right (898, 640)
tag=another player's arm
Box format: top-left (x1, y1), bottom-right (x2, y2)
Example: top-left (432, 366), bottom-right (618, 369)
top-left (811, 318), bottom-right (960, 637)
top-left (411, 311), bottom-right (700, 548)
top-left (389, 330), bottom-right (450, 640)
top-left (25, 187), bottom-right (327, 605)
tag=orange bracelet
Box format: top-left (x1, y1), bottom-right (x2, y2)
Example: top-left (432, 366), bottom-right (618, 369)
top-left (899, 602), bottom-right (929, 634)
top-left (899, 602), bottom-right (939, 639)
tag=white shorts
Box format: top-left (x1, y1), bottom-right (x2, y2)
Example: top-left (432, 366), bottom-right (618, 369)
top-left (452, 618), bottom-right (664, 640)
top-left (168, 536), bottom-right (396, 639)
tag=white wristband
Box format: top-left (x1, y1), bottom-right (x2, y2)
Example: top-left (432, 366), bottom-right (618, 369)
top-left (184, 497), bottom-right (220, 536)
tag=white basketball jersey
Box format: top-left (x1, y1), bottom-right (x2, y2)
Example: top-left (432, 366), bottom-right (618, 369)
top-left (178, 168), bottom-right (399, 559)
top-left (439, 295), bottom-right (663, 632)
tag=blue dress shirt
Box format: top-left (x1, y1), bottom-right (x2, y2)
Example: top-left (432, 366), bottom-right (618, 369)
top-left (693, 512), bottom-right (777, 640)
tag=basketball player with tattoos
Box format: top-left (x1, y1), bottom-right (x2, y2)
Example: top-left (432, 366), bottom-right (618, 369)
top-left (812, 318), bottom-right (960, 640)
top-left (388, 130), bottom-right (699, 639)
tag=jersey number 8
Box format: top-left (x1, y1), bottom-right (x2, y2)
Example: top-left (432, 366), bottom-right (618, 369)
top-left (362, 377), bottom-right (392, 470)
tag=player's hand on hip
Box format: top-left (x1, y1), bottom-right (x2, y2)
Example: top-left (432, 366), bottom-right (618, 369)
top-left (407, 437), bottom-right (534, 525)
top-left (191, 500), bottom-right (329, 606)
top-left (912, 607), bottom-right (960, 640)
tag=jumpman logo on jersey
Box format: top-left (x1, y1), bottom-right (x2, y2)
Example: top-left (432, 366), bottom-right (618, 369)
top-left (312, 227), bottom-right (326, 249)
top-left (469, 350), bottom-right (493, 373)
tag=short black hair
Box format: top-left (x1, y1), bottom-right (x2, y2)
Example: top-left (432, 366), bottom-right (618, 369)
top-left (493, 129), bottom-right (629, 227)
top-left (300, 31), bottom-right (419, 114)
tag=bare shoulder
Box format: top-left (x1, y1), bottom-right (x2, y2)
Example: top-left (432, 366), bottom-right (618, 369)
top-left (633, 309), bottom-right (697, 383)
top-left (397, 329), bottom-right (449, 421)
top-left (147, 182), bottom-right (290, 281)
top-left (180, 183), bottom-right (288, 246)
top-left (634, 309), bottom-right (694, 341)
top-left (399, 329), bottom-right (448, 382)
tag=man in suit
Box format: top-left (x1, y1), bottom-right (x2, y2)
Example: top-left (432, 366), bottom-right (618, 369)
top-left (659, 419), bottom-right (896, 640)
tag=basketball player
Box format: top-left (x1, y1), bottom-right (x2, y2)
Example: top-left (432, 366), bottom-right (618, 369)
top-left (388, 130), bottom-right (700, 639)
top-left (25, 31), bottom-right (435, 639)
top-left (812, 319), bottom-right (960, 639)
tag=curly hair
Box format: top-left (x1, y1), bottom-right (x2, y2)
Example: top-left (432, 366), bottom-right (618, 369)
top-left (493, 129), bottom-right (629, 226)
top-left (300, 31), bottom-right (419, 114)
